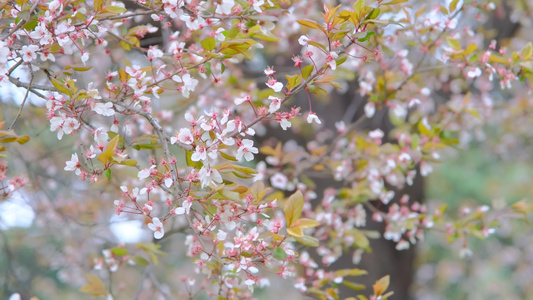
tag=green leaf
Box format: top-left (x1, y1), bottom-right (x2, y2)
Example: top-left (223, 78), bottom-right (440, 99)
top-left (103, 5), bottom-right (127, 14)
top-left (51, 78), bottom-right (72, 97)
top-left (201, 36), bottom-right (216, 52)
top-left (284, 190), bottom-right (304, 228)
top-left (285, 74), bottom-right (302, 90)
top-left (132, 255), bottom-right (149, 266)
top-left (272, 247), bottom-right (287, 260)
top-left (357, 31), bottom-right (375, 42)
top-left (301, 65), bottom-right (314, 80)
top-left (353, 0), bottom-right (364, 14)
top-left (23, 18), bottom-right (38, 31)
top-left (103, 168), bottom-right (111, 180)
top-left (367, 8), bottom-right (380, 20)
top-left (293, 235), bottom-right (319, 247)
top-left (111, 247), bottom-right (128, 256)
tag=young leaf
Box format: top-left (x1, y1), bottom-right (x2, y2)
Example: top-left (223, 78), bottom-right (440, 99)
top-left (293, 218), bottom-right (320, 228)
top-left (51, 78), bottom-right (73, 97)
top-left (272, 246), bottom-right (287, 260)
top-left (97, 135), bottom-right (120, 164)
top-left (284, 190), bottom-right (304, 228)
top-left (373, 275), bottom-right (390, 296)
top-left (201, 36), bottom-right (216, 52)
top-left (301, 65), bottom-right (314, 80)
top-left (287, 226), bottom-right (304, 237)
top-left (297, 19), bottom-right (327, 35)
top-left (80, 273), bottom-right (106, 296)
top-left (111, 247), bottom-right (128, 256)
top-left (293, 235), bottom-right (319, 247)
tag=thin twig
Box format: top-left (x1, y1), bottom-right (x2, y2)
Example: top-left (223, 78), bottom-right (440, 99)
top-left (8, 72), bottom-right (33, 130)
top-left (133, 267), bottom-right (150, 300)
top-left (147, 268), bottom-right (171, 300)
top-left (1, 0), bottom-right (39, 40)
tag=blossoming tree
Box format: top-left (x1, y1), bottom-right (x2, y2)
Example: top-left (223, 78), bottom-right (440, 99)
top-left (2, 0), bottom-right (533, 299)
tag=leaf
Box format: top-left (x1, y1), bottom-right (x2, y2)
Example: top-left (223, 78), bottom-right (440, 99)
top-left (94, 0), bottom-right (103, 11)
top-left (284, 190), bottom-right (304, 228)
top-left (464, 43), bottom-right (477, 56)
top-left (285, 74), bottom-right (302, 90)
top-left (116, 159), bottom-right (137, 167)
top-left (367, 8), bottom-right (380, 20)
top-left (301, 65), bottom-right (314, 80)
top-left (16, 136), bottom-right (30, 144)
top-left (357, 31), bottom-right (375, 42)
top-left (287, 226), bottom-right (304, 237)
top-left (97, 135), bottom-right (120, 164)
top-left (307, 40), bottom-right (327, 51)
top-left (353, 0), bottom-right (364, 15)
top-left (250, 180), bottom-right (268, 201)
top-left (111, 247), bottom-right (128, 256)
top-left (103, 168), bottom-right (111, 180)
top-left (103, 5), bottom-right (127, 14)
top-left (71, 65), bottom-right (93, 71)
top-left (293, 235), bottom-right (319, 247)
top-left (384, 0), bottom-right (409, 4)
top-left (352, 229), bottom-right (370, 250)
top-left (201, 36), bottom-right (216, 52)
top-left (343, 281), bottom-right (366, 291)
top-left (220, 151), bottom-right (238, 161)
top-left (272, 247), bottom-right (287, 260)
top-left (297, 19), bottom-right (327, 35)
top-left (80, 273), bottom-right (106, 296)
top-left (335, 268), bottom-right (368, 277)
top-left (373, 275), bottom-right (390, 296)
top-left (0, 137), bottom-right (17, 143)
top-left (449, 0), bottom-right (460, 12)
top-left (446, 37), bottom-right (461, 51)
top-left (522, 42), bottom-right (533, 61)
top-left (137, 243), bottom-right (166, 266)
top-left (133, 255), bottom-right (149, 266)
top-left (293, 218), bottom-right (320, 228)
top-left (51, 78), bottom-right (72, 97)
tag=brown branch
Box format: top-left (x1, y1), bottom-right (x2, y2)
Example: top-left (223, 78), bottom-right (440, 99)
top-left (1, 0), bottom-right (39, 40)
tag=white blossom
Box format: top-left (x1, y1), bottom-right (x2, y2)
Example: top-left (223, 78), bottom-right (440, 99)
top-left (148, 217), bottom-right (165, 239)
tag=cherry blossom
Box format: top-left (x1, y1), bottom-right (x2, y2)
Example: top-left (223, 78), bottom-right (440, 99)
top-left (306, 112), bottom-right (321, 124)
top-left (148, 218), bottom-right (165, 239)
top-left (21, 45), bottom-right (38, 62)
top-left (64, 153), bottom-right (82, 175)
top-left (236, 139), bottom-right (258, 161)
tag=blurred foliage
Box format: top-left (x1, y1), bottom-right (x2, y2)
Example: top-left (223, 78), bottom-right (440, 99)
top-left (412, 144), bottom-right (533, 300)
